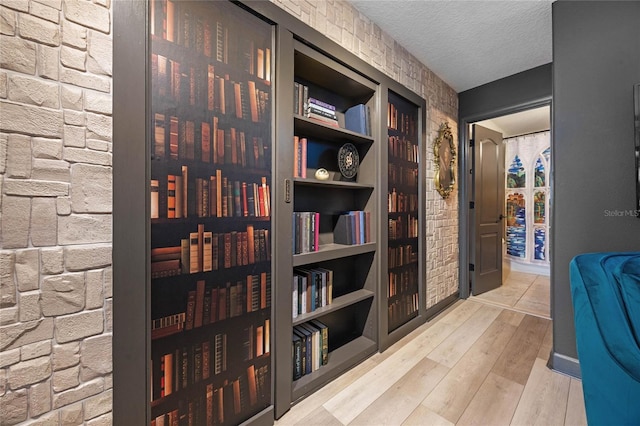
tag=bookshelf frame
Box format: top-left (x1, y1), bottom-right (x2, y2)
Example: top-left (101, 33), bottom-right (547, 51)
top-left (273, 28), bottom-right (382, 416)
top-left (114, 1), bottom-right (438, 424)
top-left (114, 1), bottom-right (277, 425)
top-left (378, 87), bottom-right (428, 352)
top-left (113, 1), bottom-right (149, 424)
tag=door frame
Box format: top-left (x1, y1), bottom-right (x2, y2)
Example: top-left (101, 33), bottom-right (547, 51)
top-left (459, 97), bottom-right (552, 300)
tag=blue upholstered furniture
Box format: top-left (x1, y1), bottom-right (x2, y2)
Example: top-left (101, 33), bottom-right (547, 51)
top-left (570, 252), bottom-right (640, 425)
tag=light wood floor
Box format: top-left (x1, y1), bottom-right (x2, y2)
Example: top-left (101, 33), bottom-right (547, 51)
top-left (275, 299), bottom-right (586, 426)
top-left (470, 271), bottom-right (551, 319)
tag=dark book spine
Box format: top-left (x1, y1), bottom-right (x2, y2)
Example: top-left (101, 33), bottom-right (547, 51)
top-left (193, 343), bottom-right (202, 383)
top-left (202, 288), bottom-right (211, 326)
top-left (185, 290), bottom-right (196, 330)
top-left (234, 181), bottom-right (242, 217)
top-left (180, 346), bottom-right (188, 390)
top-left (292, 334), bottom-right (302, 380)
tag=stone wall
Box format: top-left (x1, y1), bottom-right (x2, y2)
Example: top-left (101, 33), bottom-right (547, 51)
top-left (270, 0), bottom-right (459, 308)
top-left (0, 0), bottom-right (113, 424)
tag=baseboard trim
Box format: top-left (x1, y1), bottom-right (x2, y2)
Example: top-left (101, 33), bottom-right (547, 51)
top-left (506, 258), bottom-right (550, 276)
top-left (426, 292), bottom-right (460, 320)
top-left (548, 351), bottom-right (581, 379)
top-left (240, 405), bottom-right (273, 426)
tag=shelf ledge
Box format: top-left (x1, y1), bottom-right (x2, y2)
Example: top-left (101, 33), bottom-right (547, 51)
top-left (293, 289), bottom-right (374, 326)
top-left (293, 177), bottom-right (374, 190)
top-left (293, 242), bottom-right (376, 266)
top-left (294, 115), bottom-right (374, 144)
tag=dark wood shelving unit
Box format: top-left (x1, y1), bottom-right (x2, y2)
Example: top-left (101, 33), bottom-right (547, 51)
top-left (273, 32), bottom-right (380, 415)
top-left (114, 2), bottom-right (430, 424)
top-left (116, 1), bottom-right (277, 425)
top-left (378, 89), bottom-right (427, 352)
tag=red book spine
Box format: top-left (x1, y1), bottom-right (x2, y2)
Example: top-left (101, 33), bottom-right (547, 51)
top-left (300, 138), bottom-right (307, 178)
top-left (257, 185), bottom-right (265, 217)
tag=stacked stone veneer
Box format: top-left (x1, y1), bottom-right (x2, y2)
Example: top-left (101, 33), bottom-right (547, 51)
top-left (270, 0), bottom-right (460, 308)
top-left (0, 0), bottom-right (113, 424)
top-left (0, 0), bottom-right (457, 423)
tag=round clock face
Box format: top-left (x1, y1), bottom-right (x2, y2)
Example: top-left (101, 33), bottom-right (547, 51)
top-left (338, 143), bottom-right (359, 179)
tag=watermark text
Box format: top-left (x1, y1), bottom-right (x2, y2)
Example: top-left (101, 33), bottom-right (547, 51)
top-left (603, 209), bottom-right (640, 217)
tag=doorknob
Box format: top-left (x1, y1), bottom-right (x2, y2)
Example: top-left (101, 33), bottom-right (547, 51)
top-left (496, 214), bottom-right (505, 223)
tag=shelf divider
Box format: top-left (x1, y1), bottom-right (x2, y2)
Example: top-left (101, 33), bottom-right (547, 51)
top-left (293, 242), bottom-right (376, 266)
top-left (292, 289), bottom-right (374, 326)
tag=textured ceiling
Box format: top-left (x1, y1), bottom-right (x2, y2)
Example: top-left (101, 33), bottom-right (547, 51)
top-left (349, 0), bottom-right (553, 93)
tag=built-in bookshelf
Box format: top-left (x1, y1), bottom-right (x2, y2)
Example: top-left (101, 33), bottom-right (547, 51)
top-left (273, 37), bottom-right (379, 413)
top-left (379, 90), bottom-right (426, 350)
top-left (149, 1), bottom-right (273, 424)
top-left (114, 2), bottom-right (431, 423)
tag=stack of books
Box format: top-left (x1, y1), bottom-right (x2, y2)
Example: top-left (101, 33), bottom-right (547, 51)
top-left (344, 103), bottom-right (371, 136)
top-left (333, 210), bottom-right (371, 245)
top-left (292, 211), bottom-right (320, 254)
top-left (292, 267), bottom-right (333, 318)
top-left (305, 97), bottom-right (339, 127)
top-left (292, 320), bottom-right (328, 380)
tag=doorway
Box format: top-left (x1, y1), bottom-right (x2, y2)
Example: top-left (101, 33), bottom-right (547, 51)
top-left (468, 105), bottom-right (551, 318)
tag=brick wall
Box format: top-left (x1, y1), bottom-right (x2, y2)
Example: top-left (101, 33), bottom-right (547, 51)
top-left (0, 0), bottom-right (113, 424)
top-left (0, 0), bottom-right (457, 423)
top-left (270, 0), bottom-right (460, 308)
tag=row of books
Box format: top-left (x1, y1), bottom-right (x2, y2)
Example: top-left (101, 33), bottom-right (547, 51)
top-left (344, 103), bottom-right (372, 136)
top-left (293, 82), bottom-right (372, 136)
top-left (151, 364), bottom-right (268, 425)
top-left (388, 163), bottom-right (418, 188)
top-left (150, 225), bottom-right (270, 278)
top-left (334, 211), bottom-right (372, 246)
top-left (152, 333), bottom-right (224, 400)
top-left (388, 215), bottom-right (418, 241)
top-left (292, 267), bottom-right (333, 318)
top-left (388, 189), bottom-right (418, 214)
top-left (152, 58), bottom-right (270, 122)
top-left (150, 0), bottom-right (272, 83)
top-left (388, 293), bottom-right (419, 328)
top-left (388, 244), bottom-right (418, 269)
top-left (293, 83), bottom-right (340, 127)
top-left (186, 279), bottom-right (270, 331)
top-left (151, 319), bottom-right (270, 401)
top-left (292, 320), bottom-right (328, 380)
top-left (292, 212), bottom-right (319, 254)
top-left (151, 171), bottom-right (270, 220)
top-left (152, 113), bottom-right (269, 166)
top-left (151, 274), bottom-right (271, 339)
top-left (388, 268), bottom-right (418, 298)
top-left (293, 81), bottom-right (308, 116)
top-left (387, 102), bottom-right (418, 136)
top-left (293, 136), bottom-right (308, 178)
top-left (388, 135), bottom-right (419, 163)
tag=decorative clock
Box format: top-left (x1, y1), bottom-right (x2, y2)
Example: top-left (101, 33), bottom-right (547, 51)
top-left (338, 143), bottom-right (359, 179)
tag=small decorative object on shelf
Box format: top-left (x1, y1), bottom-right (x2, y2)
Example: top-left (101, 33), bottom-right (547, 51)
top-left (337, 143), bottom-right (359, 179)
top-left (314, 168), bottom-right (329, 180)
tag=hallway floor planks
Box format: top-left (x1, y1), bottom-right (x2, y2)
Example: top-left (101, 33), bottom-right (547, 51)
top-left (470, 272), bottom-right (551, 319)
top-left (275, 300), bottom-right (586, 426)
